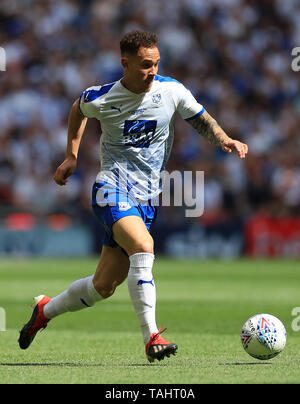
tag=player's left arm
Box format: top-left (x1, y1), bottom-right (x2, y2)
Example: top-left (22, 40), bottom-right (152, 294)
top-left (187, 110), bottom-right (248, 159)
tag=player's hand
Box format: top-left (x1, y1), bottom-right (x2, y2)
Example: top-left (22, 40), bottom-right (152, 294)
top-left (221, 139), bottom-right (248, 159)
top-left (53, 156), bottom-right (77, 186)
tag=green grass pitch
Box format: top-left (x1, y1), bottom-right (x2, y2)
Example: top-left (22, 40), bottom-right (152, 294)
top-left (0, 257), bottom-right (300, 384)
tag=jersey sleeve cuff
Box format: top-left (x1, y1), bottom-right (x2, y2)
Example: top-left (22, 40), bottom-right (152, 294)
top-left (78, 91), bottom-right (85, 116)
top-left (185, 107), bottom-right (205, 121)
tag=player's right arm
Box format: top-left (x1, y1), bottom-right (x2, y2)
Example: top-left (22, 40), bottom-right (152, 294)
top-left (173, 80), bottom-right (248, 159)
top-left (187, 110), bottom-right (248, 159)
top-left (53, 98), bottom-right (87, 186)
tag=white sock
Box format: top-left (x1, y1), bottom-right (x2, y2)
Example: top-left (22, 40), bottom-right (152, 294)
top-left (43, 276), bottom-right (103, 319)
top-left (127, 252), bottom-right (159, 344)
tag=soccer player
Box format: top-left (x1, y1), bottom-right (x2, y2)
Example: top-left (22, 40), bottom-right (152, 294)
top-left (18, 31), bottom-right (248, 362)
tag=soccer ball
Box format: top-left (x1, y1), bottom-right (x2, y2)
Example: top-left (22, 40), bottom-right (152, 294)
top-left (240, 314), bottom-right (287, 360)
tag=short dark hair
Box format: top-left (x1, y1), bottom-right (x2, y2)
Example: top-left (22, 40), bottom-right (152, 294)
top-left (120, 30), bottom-right (159, 56)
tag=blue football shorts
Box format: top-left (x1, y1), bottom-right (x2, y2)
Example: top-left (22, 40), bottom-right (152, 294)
top-left (91, 181), bottom-right (158, 248)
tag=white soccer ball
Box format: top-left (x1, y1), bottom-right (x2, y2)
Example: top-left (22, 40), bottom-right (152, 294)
top-left (240, 313), bottom-right (287, 360)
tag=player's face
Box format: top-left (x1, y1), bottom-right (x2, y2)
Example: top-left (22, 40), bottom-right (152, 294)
top-left (122, 46), bottom-right (160, 93)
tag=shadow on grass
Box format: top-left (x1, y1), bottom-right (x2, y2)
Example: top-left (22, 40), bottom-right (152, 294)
top-left (221, 362), bottom-right (272, 366)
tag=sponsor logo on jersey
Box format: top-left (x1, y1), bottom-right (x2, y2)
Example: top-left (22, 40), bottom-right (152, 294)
top-left (123, 120), bottom-right (157, 148)
top-left (130, 108), bottom-right (147, 116)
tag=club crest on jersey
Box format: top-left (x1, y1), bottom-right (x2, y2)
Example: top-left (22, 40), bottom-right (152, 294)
top-left (118, 202), bottom-right (131, 211)
top-left (152, 93), bottom-right (161, 104)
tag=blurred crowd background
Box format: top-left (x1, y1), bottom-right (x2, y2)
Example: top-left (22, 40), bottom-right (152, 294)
top-left (0, 0), bottom-right (299, 256)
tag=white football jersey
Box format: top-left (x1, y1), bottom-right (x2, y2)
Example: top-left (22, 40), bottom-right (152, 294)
top-left (79, 74), bottom-right (204, 200)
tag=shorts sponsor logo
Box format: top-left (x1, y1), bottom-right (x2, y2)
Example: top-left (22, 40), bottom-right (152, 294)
top-left (118, 202), bottom-right (131, 211)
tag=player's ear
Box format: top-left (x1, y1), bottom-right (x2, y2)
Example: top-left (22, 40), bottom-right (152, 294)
top-left (121, 56), bottom-right (129, 70)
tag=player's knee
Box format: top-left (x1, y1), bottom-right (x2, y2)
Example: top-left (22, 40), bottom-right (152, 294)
top-left (93, 280), bottom-right (116, 299)
top-left (128, 239), bottom-right (154, 255)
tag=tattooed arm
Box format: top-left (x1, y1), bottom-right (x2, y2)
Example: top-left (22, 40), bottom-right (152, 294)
top-left (187, 110), bottom-right (248, 159)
